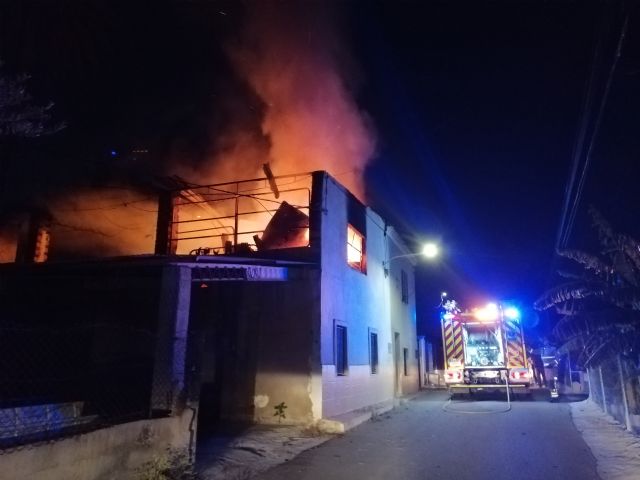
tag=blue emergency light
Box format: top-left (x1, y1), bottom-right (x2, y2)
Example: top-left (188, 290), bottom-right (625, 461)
top-left (504, 307), bottom-right (520, 321)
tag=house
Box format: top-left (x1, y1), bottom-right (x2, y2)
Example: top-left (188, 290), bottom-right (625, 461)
top-left (0, 171), bottom-right (419, 479)
top-left (156, 170), bottom-right (420, 426)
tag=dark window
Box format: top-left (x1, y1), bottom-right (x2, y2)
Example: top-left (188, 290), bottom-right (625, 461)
top-left (335, 325), bottom-right (348, 376)
top-left (401, 270), bottom-right (408, 304)
top-left (370, 331), bottom-right (379, 374)
top-left (347, 192), bottom-right (366, 234)
top-left (403, 348), bottom-right (409, 376)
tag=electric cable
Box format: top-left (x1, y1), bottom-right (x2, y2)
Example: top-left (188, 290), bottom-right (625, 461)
top-left (562, 14), bottom-right (629, 248)
top-left (555, 32), bottom-right (602, 251)
top-left (556, 9), bottom-right (629, 250)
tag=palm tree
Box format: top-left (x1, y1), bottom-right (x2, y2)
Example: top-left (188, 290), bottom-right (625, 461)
top-left (535, 206), bottom-right (640, 369)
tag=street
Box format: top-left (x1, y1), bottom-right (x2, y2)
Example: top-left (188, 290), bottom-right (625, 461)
top-left (253, 390), bottom-right (600, 480)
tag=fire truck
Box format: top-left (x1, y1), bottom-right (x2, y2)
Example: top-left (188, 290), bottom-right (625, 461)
top-left (441, 300), bottom-right (531, 396)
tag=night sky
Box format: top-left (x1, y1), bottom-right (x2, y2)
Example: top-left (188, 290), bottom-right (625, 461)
top-left (1, 1), bottom-right (639, 342)
top-left (349, 2), bottom-right (640, 343)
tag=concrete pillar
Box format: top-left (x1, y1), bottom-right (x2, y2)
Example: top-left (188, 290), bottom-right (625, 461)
top-left (617, 354), bottom-right (632, 431)
top-left (15, 210), bottom-right (51, 263)
top-left (599, 366), bottom-right (608, 414)
top-left (150, 265), bottom-right (192, 414)
top-left (155, 191), bottom-right (179, 255)
top-left (418, 336), bottom-right (426, 388)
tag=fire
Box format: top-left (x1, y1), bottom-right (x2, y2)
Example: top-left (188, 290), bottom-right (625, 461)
top-left (171, 174), bottom-right (312, 255)
top-left (47, 189), bottom-right (157, 257)
top-left (174, 1), bottom-right (376, 201)
top-left (347, 224), bottom-right (364, 269)
top-left (1, 2), bottom-right (374, 262)
top-left (161, 3), bottom-right (375, 257)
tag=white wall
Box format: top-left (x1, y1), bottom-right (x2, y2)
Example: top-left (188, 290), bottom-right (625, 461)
top-left (387, 227), bottom-right (419, 396)
top-left (318, 174), bottom-right (416, 418)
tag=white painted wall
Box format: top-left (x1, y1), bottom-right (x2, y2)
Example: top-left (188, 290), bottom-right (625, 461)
top-left (387, 227), bottom-right (419, 396)
top-left (318, 174), bottom-right (417, 418)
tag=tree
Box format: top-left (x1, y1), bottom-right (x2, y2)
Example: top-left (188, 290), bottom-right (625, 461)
top-left (534, 206), bottom-right (640, 368)
top-left (0, 64), bottom-right (64, 138)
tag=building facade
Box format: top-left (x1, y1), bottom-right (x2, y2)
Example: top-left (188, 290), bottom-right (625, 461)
top-left (0, 171), bottom-right (419, 479)
top-left (317, 173), bottom-right (419, 419)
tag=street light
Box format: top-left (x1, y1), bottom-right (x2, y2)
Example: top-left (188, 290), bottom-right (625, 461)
top-left (383, 242), bottom-right (440, 277)
top-left (436, 291), bottom-right (448, 308)
top-left (421, 242), bottom-right (439, 259)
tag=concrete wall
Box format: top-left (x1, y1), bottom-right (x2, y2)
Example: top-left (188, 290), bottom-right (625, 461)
top-left (253, 268), bottom-right (321, 425)
top-left (190, 268), bottom-right (321, 426)
top-left (319, 174), bottom-right (410, 418)
top-left (151, 265), bottom-right (192, 413)
top-left (0, 410), bottom-right (194, 480)
top-left (387, 227), bottom-right (419, 396)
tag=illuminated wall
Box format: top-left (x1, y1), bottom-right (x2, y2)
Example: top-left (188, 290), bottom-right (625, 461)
top-left (317, 173), bottom-right (418, 418)
top-left (189, 266), bottom-right (320, 426)
top-left (386, 227), bottom-right (420, 396)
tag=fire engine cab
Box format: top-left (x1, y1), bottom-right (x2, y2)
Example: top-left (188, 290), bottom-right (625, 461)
top-left (441, 299), bottom-right (531, 396)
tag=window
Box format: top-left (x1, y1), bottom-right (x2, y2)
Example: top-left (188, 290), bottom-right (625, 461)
top-left (369, 331), bottom-right (379, 374)
top-left (403, 348), bottom-right (409, 376)
top-left (347, 224), bottom-right (366, 272)
top-left (401, 270), bottom-right (409, 304)
top-left (335, 324), bottom-right (348, 376)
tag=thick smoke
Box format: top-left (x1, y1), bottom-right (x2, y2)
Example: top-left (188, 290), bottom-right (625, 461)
top-left (1, 2), bottom-right (377, 262)
top-left (196, 1), bottom-right (376, 200)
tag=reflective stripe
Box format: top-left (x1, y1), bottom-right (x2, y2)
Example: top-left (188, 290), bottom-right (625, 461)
top-left (503, 319), bottom-right (526, 368)
top-left (444, 320), bottom-right (464, 367)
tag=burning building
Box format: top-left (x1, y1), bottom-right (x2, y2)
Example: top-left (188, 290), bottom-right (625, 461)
top-left (0, 171), bottom-right (418, 479)
top-left (0, 2), bottom-right (406, 477)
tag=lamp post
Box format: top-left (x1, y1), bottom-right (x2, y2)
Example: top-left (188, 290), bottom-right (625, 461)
top-left (383, 242), bottom-right (440, 277)
top-left (421, 242), bottom-right (439, 259)
top-left (437, 291), bottom-right (448, 307)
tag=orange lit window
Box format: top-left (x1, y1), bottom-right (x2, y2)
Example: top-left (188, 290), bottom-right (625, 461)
top-left (347, 224), bottom-right (365, 272)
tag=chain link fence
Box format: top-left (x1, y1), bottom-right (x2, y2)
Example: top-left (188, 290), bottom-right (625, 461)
top-left (0, 322), bottom-right (166, 451)
top-left (588, 355), bottom-right (640, 433)
top-left (0, 265), bottom-right (181, 453)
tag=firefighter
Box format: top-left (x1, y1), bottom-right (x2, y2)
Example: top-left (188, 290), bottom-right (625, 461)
top-left (528, 347), bottom-right (546, 388)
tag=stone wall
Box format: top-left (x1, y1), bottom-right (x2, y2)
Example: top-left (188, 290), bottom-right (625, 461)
top-left (0, 410), bottom-right (194, 480)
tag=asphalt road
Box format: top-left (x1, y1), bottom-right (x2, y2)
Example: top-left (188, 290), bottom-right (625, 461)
top-left (253, 390), bottom-right (600, 480)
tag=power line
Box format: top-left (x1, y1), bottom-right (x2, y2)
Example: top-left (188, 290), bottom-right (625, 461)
top-left (555, 17), bottom-right (604, 251)
top-left (562, 14), bottom-right (629, 249)
top-left (555, 8), bottom-right (629, 251)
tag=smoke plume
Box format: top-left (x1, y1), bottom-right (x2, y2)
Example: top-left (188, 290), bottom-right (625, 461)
top-left (0, 2), bottom-right (377, 262)
top-left (195, 1), bottom-right (376, 200)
